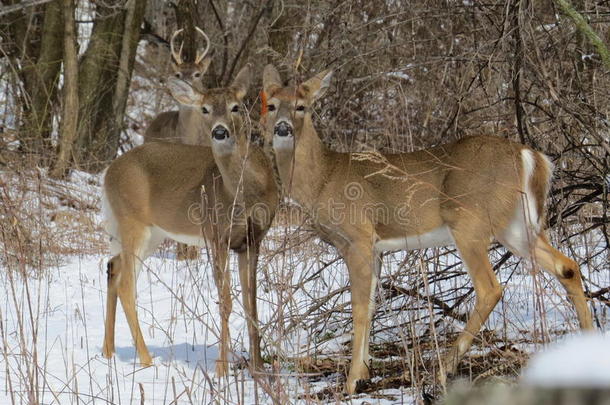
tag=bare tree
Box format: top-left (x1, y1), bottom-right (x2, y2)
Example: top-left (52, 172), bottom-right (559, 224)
top-left (49, 0), bottom-right (77, 178)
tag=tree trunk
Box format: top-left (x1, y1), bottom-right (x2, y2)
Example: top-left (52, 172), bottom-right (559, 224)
top-left (73, 0), bottom-right (146, 172)
top-left (14, 0), bottom-right (63, 162)
top-left (49, 0), bottom-right (77, 178)
top-left (112, 0), bottom-right (147, 153)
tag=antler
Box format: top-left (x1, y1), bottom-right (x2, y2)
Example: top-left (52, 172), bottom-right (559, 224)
top-left (194, 27), bottom-right (211, 65)
top-left (170, 28), bottom-right (184, 65)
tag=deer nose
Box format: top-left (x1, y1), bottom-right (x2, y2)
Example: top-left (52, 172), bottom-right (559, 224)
top-left (212, 126), bottom-right (229, 140)
top-left (274, 121), bottom-right (293, 137)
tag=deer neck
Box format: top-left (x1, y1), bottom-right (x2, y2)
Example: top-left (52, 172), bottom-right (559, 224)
top-left (178, 105), bottom-right (209, 146)
top-left (213, 136), bottom-right (272, 207)
top-left (275, 116), bottom-right (331, 210)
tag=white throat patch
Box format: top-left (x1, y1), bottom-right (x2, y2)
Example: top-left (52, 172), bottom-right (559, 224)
top-left (273, 135), bottom-right (294, 151)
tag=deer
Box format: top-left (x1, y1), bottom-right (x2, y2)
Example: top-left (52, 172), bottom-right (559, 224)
top-left (260, 64), bottom-right (594, 394)
top-left (101, 65), bottom-right (277, 376)
top-left (168, 65), bottom-right (280, 371)
top-left (144, 27), bottom-right (212, 261)
top-left (143, 27), bottom-right (213, 145)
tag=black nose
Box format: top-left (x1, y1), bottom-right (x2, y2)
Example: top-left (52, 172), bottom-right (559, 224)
top-left (274, 121), bottom-right (293, 137)
top-left (212, 126), bottom-right (229, 140)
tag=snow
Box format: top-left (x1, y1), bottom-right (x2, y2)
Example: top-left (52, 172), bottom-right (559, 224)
top-left (0, 252), bottom-right (414, 404)
top-left (2, 241), bottom-right (605, 403)
top-left (522, 332), bottom-right (610, 388)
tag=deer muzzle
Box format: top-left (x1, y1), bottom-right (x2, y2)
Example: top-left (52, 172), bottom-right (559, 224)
top-left (274, 121), bottom-right (293, 137)
top-left (212, 125), bottom-right (229, 140)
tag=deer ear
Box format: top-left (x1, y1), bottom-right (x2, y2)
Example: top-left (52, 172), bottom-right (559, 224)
top-left (167, 78), bottom-right (202, 106)
top-left (232, 64), bottom-right (251, 100)
top-left (301, 69), bottom-right (333, 101)
top-left (263, 64), bottom-right (282, 95)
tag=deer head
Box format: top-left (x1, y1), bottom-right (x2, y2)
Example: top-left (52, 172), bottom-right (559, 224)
top-left (170, 27), bottom-right (212, 92)
top-left (261, 65), bottom-right (333, 152)
top-left (167, 65), bottom-right (251, 149)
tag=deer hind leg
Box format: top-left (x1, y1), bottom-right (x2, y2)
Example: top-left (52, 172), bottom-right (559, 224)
top-left (498, 214), bottom-right (594, 331)
top-left (442, 230), bottom-right (503, 382)
top-left (342, 241), bottom-right (378, 394)
top-left (532, 234), bottom-right (593, 330)
top-left (211, 241), bottom-right (232, 376)
top-left (103, 255), bottom-right (120, 359)
top-left (237, 241), bottom-right (263, 374)
top-left (111, 220), bottom-right (162, 366)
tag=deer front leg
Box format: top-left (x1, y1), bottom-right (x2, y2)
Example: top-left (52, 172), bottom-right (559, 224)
top-left (211, 241), bottom-right (232, 376)
top-left (237, 241), bottom-right (264, 374)
top-left (176, 243), bottom-right (199, 261)
top-left (342, 241), bottom-right (378, 394)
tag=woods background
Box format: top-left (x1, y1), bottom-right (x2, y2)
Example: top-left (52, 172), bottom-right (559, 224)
top-left (0, 0), bottom-right (608, 401)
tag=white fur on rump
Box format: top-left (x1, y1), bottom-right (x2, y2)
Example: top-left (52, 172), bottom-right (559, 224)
top-left (498, 148), bottom-right (553, 257)
top-left (100, 187), bottom-right (121, 256)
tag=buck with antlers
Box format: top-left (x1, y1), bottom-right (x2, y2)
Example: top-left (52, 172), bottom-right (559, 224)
top-left (144, 27), bottom-right (212, 260)
top-left (102, 66), bottom-right (277, 375)
top-left (261, 65), bottom-right (593, 394)
top-left (144, 27), bottom-right (213, 145)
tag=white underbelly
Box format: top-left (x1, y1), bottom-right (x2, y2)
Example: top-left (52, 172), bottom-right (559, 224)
top-left (157, 227), bottom-right (207, 247)
top-left (375, 225), bottom-right (454, 252)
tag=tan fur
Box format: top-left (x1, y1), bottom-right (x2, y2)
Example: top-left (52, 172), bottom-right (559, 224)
top-left (262, 65), bottom-right (593, 394)
top-left (102, 69), bottom-right (278, 376)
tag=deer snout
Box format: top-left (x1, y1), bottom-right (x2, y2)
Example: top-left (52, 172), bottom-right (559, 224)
top-left (212, 125), bottom-right (229, 140)
top-left (274, 121), bottom-right (293, 137)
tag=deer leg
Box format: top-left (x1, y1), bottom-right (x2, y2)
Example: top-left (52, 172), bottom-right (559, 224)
top-left (102, 255), bottom-right (120, 359)
top-left (442, 234), bottom-right (502, 382)
top-left (176, 243), bottom-right (199, 261)
top-left (533, 234), bottom-right (593, 330)
top-left (114, 222), bottom-right (161, 366)
top-left (117, 255), bottom-right (151, 365)
top-left (211, 241), bottom-right (232, 376)
top-left (237, 241), bottom-right (264, 374)
top-left (343, 241), bottom-right (377, 394)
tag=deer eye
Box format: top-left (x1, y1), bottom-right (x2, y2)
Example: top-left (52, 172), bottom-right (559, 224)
top-left (202, 106), bottom-right (209, 114)
top-left (267, 104), bottom-right (276, 112)
top-left (296, 105), bottom-right (305, 112)
top-left (194, 72), bottom-right (201, 78)
top-left (174, 72), bottom-right (182, 78)
top-left (231, 105), bottom-right (239, 113)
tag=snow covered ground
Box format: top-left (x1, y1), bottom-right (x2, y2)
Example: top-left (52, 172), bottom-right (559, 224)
top-left (2, 243), bottom-right (607, 404)
top-left (0, 252), bottom-right (419, 404)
